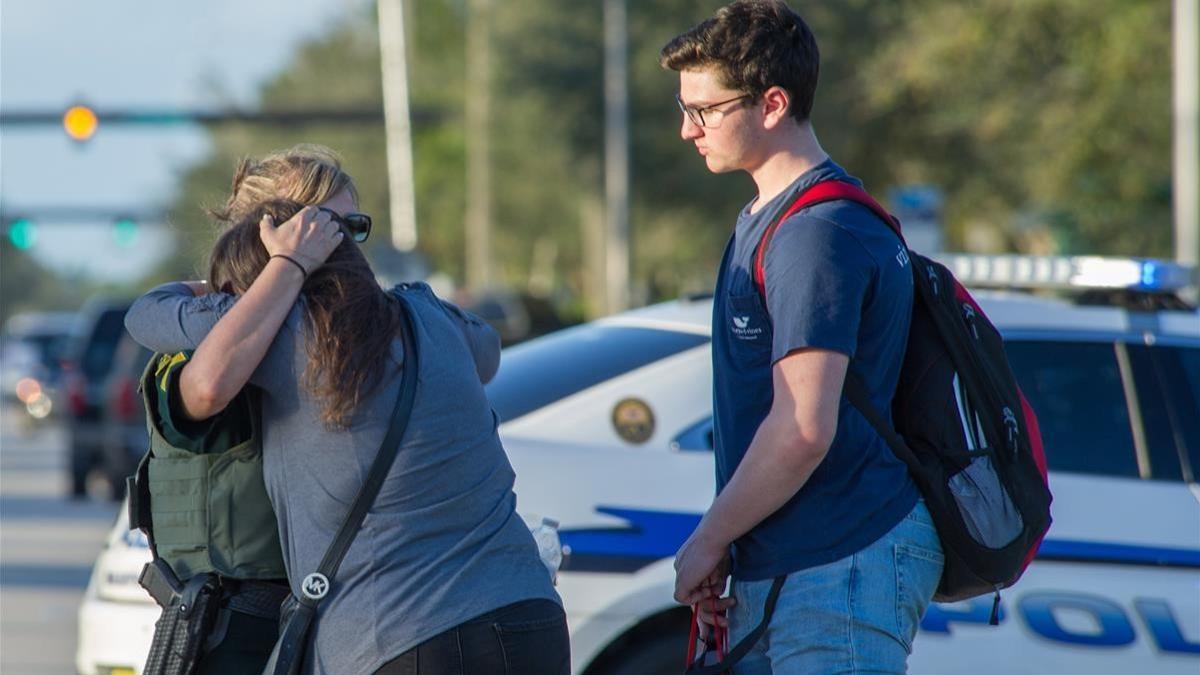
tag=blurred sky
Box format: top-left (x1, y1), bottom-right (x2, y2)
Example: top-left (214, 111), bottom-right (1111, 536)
top-left (1, 0), bottom-right (362, 282)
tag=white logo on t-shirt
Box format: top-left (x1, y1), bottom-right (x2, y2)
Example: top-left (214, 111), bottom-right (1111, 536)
top-left (731, 314), bottom-right (764, 340)
top-left (896, 245), bottom-right (910, 268)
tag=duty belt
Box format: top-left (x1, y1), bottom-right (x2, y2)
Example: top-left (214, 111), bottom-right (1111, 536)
top-left (226, 579), bottom-right (290, 619)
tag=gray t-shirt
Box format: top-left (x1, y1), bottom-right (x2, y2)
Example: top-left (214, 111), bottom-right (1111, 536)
top-left (125, 281), bottom-right (560, 674)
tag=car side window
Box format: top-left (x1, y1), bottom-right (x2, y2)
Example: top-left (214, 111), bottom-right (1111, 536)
top-left (1162, 345), bottom-right (1200, 482)
top-left (1125, 345), bottom-right (1186, 481)
top-left (1004, 341), bottom-right (1140, 479)
top-left (486, 326), bottom-right (709, 423)
top-left (672, 417), bottom-right (715, 452)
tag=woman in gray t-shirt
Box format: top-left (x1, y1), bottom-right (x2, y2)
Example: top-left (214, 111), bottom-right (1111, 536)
top-left (126, 184), bottom-right (566, 672)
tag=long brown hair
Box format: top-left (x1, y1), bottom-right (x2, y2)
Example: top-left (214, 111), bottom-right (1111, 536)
top-left (209, 199), bottom-right (403, 429)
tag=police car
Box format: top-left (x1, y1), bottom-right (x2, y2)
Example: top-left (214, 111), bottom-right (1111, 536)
top-left (77, 254), bottom-right (1200, 675)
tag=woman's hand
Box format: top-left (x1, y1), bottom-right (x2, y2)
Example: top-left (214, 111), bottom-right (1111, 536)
top-left (259, 206), bottom-right (344, 275)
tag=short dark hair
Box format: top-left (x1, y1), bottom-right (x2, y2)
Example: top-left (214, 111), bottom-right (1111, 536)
top-left (660, 0), bottom-right (819, 123)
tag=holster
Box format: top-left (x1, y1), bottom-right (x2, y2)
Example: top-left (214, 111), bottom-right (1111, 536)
top-left (139, 559), bottom-right (223, 675)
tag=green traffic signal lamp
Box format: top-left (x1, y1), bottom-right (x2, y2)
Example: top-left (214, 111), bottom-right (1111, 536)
top-left (113, 218), bottom-right (138, 247)
top-left (7, 219), bottom-right (37, 250)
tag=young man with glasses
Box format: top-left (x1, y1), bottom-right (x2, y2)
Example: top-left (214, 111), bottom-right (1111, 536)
top-left (661, 2), bottom-right (941, 672)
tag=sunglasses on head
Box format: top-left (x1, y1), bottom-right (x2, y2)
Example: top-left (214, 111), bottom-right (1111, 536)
top-left (317, 207), bottom-right (372, 243)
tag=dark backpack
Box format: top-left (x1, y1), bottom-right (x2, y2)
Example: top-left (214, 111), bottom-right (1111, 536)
top-left (753, 180), bottom-right (1053, 614)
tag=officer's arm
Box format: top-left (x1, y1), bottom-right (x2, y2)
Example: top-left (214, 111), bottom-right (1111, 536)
top-left (686, 348), bottom-right (846, 556)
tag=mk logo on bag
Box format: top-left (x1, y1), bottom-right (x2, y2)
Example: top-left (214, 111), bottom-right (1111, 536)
top-left (301, 573), bottom-right (329, 600)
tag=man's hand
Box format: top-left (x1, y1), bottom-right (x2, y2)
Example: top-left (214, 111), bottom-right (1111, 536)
top-left (259, 206), bottom-right (343, 275)
top-left (674, 531), bottom-right (731, 606)
top-left (695, 594), bottom-right (737, 641)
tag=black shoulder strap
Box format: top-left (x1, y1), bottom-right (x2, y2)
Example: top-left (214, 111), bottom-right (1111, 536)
top-left (300, 294), bottom-right (421, 607)
top-left (843, 371), bottom-right (918, 467)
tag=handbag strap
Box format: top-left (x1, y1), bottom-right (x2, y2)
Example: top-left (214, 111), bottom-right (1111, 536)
top-left (299, 292), bottom-right (421, 607)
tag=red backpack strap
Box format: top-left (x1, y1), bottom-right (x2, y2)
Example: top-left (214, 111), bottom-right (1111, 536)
top-left (752, 180), bottom-right (904, 301)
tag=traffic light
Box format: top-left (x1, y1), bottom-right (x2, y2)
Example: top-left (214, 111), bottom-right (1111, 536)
top-left (112, 218), bottom-right (138, 247)
top-left (6, 219), bottom-right (38, 250)
top-left (63, 105), bottom-right (98, 141)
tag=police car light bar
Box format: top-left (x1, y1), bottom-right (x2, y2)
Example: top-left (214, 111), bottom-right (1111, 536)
top-left (936, 254), bottom-right (1198, 293)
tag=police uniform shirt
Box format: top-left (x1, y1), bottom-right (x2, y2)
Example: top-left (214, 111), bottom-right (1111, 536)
top-left (151, 351), bottom-right (253, 452)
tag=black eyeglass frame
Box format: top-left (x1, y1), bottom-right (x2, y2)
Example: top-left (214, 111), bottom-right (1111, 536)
top-left (318, 207), bottom-right (372, 243)
top-left (675, 93), bottom-right (754, 128)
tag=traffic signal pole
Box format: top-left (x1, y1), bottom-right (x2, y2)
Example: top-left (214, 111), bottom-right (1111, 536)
top-left (0, 108), bottom-right (394, 127)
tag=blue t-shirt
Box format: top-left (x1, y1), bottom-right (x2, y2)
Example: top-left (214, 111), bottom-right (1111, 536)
top-left (712, 159), bottom-right (920, 581)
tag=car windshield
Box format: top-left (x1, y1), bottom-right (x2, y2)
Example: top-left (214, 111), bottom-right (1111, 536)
top-left (486, 324), bottom-right (709, 422)
top-left (79, 309), bottom-right (128, 380)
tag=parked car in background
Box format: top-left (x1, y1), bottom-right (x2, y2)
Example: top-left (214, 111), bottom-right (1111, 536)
top-left (461, 287), bottom-right (573, 346)
top-left (62, 298), bottom-right (131, 499)
top-left (99, 333), bottom-right (154, 500)
top-left (77, 255), bottom-right (1200, 675)
top-left (0, 311), bottom-right (77, 423)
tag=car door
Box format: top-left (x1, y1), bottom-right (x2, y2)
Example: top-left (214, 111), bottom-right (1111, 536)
top-left (910, 336), bottom-right (1200, 674)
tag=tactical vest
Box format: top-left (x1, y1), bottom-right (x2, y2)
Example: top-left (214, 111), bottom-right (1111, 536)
top-left (131, 355), bottom-right (286, 581)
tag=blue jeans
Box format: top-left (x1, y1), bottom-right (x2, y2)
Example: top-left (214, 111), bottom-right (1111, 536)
top-left (727, 501), bottom-right (944, 674)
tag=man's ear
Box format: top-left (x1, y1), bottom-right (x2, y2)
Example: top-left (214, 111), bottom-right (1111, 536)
top-left (760, 86), bottom-right (792, 130)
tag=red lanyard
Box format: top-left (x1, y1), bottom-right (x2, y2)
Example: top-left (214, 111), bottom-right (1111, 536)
top-left (685, 596), bottom-right (727, 668)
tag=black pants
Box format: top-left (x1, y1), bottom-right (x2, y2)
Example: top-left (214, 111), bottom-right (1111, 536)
top-left (197, 579), bottom-right (288, 675)
top-left (374, 599), bottom-right (570, 675)
top-left (196, 610), bottom-right (277, 675)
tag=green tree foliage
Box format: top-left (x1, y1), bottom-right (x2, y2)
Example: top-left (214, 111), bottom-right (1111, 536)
top-left (840, 0), bottom-right (1173, 255)
top-left (158, 4), bottom-right (467, 281)
top-left (158, 0), bottom-right (1175, 311)
top-left (0, 243), bottom-right (105, 326)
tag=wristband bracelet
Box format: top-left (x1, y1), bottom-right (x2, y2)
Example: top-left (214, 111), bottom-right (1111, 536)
top-left (271, 254), bottom-right (309, 280)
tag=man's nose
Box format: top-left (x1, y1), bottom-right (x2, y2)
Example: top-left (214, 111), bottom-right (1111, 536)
top-left (680, 115), bottom-right (703, 140)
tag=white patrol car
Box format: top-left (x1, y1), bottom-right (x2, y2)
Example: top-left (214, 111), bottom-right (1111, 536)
top-left (77, 255), bottom-right (1200, 675)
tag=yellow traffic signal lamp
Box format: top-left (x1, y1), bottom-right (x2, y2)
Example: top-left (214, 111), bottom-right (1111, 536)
top-left (63, 105), bottom-right (98, 142)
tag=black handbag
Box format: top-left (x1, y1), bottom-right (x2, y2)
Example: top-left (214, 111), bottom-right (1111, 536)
top-left (262, 295), bottom-right (421, 675)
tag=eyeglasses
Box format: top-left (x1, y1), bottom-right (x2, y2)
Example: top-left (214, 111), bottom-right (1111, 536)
top-left (675, 93), bottom-right (753, 129)
top-left (318, 207), bottom-right (372, 243)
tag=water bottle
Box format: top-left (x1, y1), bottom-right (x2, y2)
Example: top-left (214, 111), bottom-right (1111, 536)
top-left (525, 514), bottom-right (563, 584)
